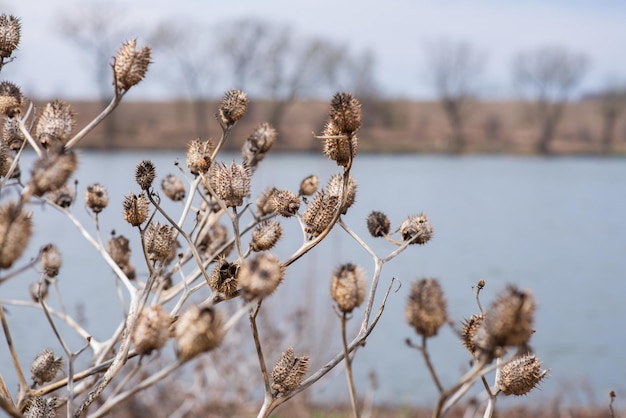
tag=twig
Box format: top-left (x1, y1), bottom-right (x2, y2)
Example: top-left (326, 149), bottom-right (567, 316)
top-left (0, 303), bottom-right (28, 404)
top-left (64, 94), bottom-right (123, 150)
top-left (341, 312), bottom-right (360, 418)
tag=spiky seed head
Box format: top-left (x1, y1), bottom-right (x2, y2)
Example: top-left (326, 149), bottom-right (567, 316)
top-left (30, 281), bottom-right (48, 303)
top-left (250, 220), bottom-right (282, 252)
top-left (28, 151), bottom-right (78, 197)
top-left (106, 235), bottom-right (132, 268)
top-left (406, 278), bottom-right (448, 338)
top-left (322, 120), bottom-right (358, 167)
top-left (85, 183), bottom-right (109, 214)
top-left (209, 161), bottom-right (251, 207)
top-left (114, 39), bottom-right (151, 92)
top-left (242, 122), bottom-right (277, 168)
top-left (461, 314), bottom-right (485, 356)
top-left (0, 201), bottom-right (32, 268)
top-left (0, 81), bottom-right (22, 117)
top-left (24, 395), bottom-right (58, 418)
top-left (0, 14), bottom-right (21, 58)
top-left (400, 213), bottom-right (433, 245)
top-left (30, 348), bottom-right (62, 386)
top-left (0, 142), bottom-right (9, 177)
top-left (144, 222), bottom-right (176, 263)
top-left (35, 100), bottom-right (75, 149)
top-left (330, 263), bottom-right (367, 313)
top-left (122, 192), bottom-right (149, 227)
top-left (161, 174), bottom-right (186, 201)
top-left (298, 174), bottom-right (319, 196)
top-left (40, 244), bottom-right (62, 277)
top-left (132, 305), bottom-right (171, 355)
top-left (271, 189), bottom-right (300, 217)
top-left (271, 347), bottom-right (310, 393)
top-left (256, 187), bottom-right (277, 216)
top-left (367, 211), bottom-right (391, 237)
top-left (174, 306), bottom-right (224, 362)
top-left (48, 182), bottom-right (76, 208)
top-left (326, 174), bottom-right (357, 215)
top-left (3, 116), bottom-right (24, 150)
top-left (329, 92), bottom-right (362, 134)
top-left (218, 89), bottom-right (248, 127)
top-left (135, 159), bottom-right (156, 190)
top-left (303, 190), bottom-right (337, 239)
top-left (497, 354), bottom-right (548, 396)
top-left (208, 257), bottom-right (239, 298)
top-left (186, 137), bottom-right (213, 175)
top-left (238, 252), bottom-right (284, 300)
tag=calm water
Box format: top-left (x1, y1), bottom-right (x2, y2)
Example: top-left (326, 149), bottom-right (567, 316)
top-left (1, 151), bottom-right (625, 408)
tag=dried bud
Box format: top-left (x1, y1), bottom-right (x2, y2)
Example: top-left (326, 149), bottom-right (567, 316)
top-left (0, 14), bottom-right (21, 58)
top-left (271, 347), bottom-right (310, 393)
top-left (298, 174), bottom-right (319, 197)
top-left (3, 116), bottom-right (24, 150)
top-left (238, 252), bottom-right (284, 300)
top-left (144, 222), bottom-right (176, 263)
top-left (174, 306), bottom-right (224, 362)
top-left (135, 160), bottom-right (156, 190)
top-left (30, 348), bottom-right (62, 386)
top-left (326, 174), bottom-right (356, 214)
top-left (30, 281), bottom-right (48, 303)
top-left (399, 213), bottom-right (433, 245)
top-left (24, 395), bottom-right (58, 418)
top-left (186, 137), bottom-right (213, 175)
top-left (208, 257), bottom-right (239, 298)
top-left (322, 120), bottom-right (358, 167)
top-left (107, 235), bottom-right (132, 268)
top-left (161, 174), bottom-right (186, 201)
top-left (250, 220), bottom-right (282, 252)
top-left (461, 314), bottom-right (485, 356)
top-left (85, 183), bottom-right (109, 214)
top-left (271, 189), bottom-right (300, 217)
top-left (209, 161), bottom-right (251, 207)
top-left (0, 201), bottom-right (32, 268)
top-left (406, 278), bottom-right (448, 338)
top-left (28, 151), bottom-right (77, 197)
top-left (329, 92), bottom-right (362, 134)
top-left (330, 263), bottom-right (366, 313)
top-left (497, 355), bottom-right (548, 396)
top-left (35, 100), bottom-right (75, 149)
top-left (256, 187), bottom-right (277, 216)
top-left (242, 122), bottom-right (277, 168)
top-left (0, 81), bottom-right (22, 117)
top-left (477, 279), bottom-right (486, 290)
top-left (48, 182), bottom-right (76, 208)
top-left (132, 305), bottom-right (171, 355)
top-left (40, 244), bottom-right (62, 277)
top-left (122, 192), bottom-right (149, 227)
top-left (367, 211), bottom-right (391, 237)
top-left (303, 190), bottom-right (338, 238)
top-left (114, 39), bottom-right (151, 91)
top-left (218, 89), bottom-right (248, 127)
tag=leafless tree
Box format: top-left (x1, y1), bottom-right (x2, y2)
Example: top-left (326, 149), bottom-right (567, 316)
top-left (424, 39), bottom-right (485, 153)
top-left (512, 46), bottom-right (588, 154)
top-left (596, 79), bottom-right (626, 154)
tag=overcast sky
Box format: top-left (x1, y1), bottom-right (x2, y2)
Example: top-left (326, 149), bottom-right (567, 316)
top-left (3, 0), bottom-right (626, 100)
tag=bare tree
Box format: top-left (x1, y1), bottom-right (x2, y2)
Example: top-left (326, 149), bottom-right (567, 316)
top-left (424, 39), bottom-right (485, 153)
top-left (596, 79), bottom-right (626, 154)
top-left (512, 46), bottom-right (588, 154)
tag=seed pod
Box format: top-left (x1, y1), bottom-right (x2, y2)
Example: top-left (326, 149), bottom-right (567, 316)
top-left (326, 174), bottom-right (356, 215)
top-left (497, 354), bottom-right (548, 396)
top-left (186, 137), bottom-right (213, 175)
top-left (30, 281), bottom-right (48, 303)
top-left (329, 92), bottom-right (362, 134)
top-left (107, 235), bottom-right (132, 268)
top-left (256, 186), bottom-right (277, 216)
top-left (24, 395), bottom-right (58, 418)
top-left (303, 190), bottom-right (338, 238)
top-left (271, 347), bottom-right (310, 393)
top-left (250, 220), bottom-right (282, 252)
top-left (0, 142), bottom-right (9, 177)
top-left (298, 174), bottom-right (319, 197)
top-left (48, 182), bottom-right (76, 208)
top-left (29, 151), bottom-right (78, 197)
top-left (122, 192), bottom-right (149, 227)
top-left (0, 14), bottom-right (21, 58)
top-left (217, 89), bottom-right (247, 127)
top-left (242, 122), bottom-right (277, 169)
top-left (399, 213), bottom-right (433, 245)
top-left (135, 160), bottom-right (156, 191)
top-left (366, 211), bottom-right (391, 237)
top-left (330, 263), bottom-right (366, 313)
top-left (40, 244), bottom-right (62, 277)
top-left (35, 100), bottom-right (75, 149)
top-left (209, 161), bottom-right (251, 207)
top-left (238, 252), bottom-right (284, 300)
top-left (0, 81), bottom-right (22, 117)
top-left (322, 120), bottom-right (358, 167)
top-left (208, 257), bottom-right (239, 298)
top-left (144, 222), bottom-right (176, 263)
top-left (271, 189), bottom-right (300, 217)
top-left (460, 314), bottom-right (485, 356)
top-left (174, 306), bottom-right (224, 362)
top-left (122, 262), bottom-right (136, 280)
top-left (0, 201), bottom-right (32, 268)
top-left (85, 183), bottom-right (109, 214)
top-left (30, 348), bottom-right (62, 386)
top-left (114, 39), bottom-right (151, 92)
top-left (161, 174), bottom-right (185, 201)
top-left (132, 305), bottom-right (171, 355)
top-left (3, 116), bottom-right (24, 150)
top-left (405, 278), bottom-right (448, 338)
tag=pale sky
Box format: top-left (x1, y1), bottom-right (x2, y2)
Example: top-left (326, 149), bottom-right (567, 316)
top-left (3, 0), bottom-right (626, 100)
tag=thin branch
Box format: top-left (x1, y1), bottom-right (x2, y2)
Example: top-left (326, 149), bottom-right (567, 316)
top-left (341, 312), bottom-right (360, 418)
top-left (0, 303), bottom-right (28, 404)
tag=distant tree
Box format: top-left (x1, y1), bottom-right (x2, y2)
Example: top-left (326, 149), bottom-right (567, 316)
top-left (512, 46), bottom-right (588, 154)
top-left (596, 79), bottom-right (626, 154)
top-left (424, 39), bottom-right (485, 153)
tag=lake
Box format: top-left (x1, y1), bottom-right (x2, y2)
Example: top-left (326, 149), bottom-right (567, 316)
top-left (1, 150), bottom-right (625, 410)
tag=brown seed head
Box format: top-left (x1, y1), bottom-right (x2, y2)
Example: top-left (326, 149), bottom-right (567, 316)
top-left (161, 174), bottom-right (186, 201)
top-left (40, 244), bottom-right (62, 277)
top-left (256, 186), bottom-right (278, 216)
top-left (30, 348), bottom-right (62, 386)
top-left (135, 160), bottom-right (156, 190)
top-left (0, 14), bottom-right (21, 58)
top-left (0, 150), bottom-right (19, 180)
top-left (145, 222), bottom-right (176, 263)
top-left (298, 174), bottom-right (319, 196)
top-left (271, 347), bottom-right (310, 393)
top-left (271, 189), bottom-right (300, 217)
top-left (238, 252), bottom-right (284, 300)
top-left (330, 263), bottom-right (366, 313)
top-left (107, 235), bottom-right (132, 269)
top-left (209, 161), bottom-right (251, 207)
top-left (329, 92), bottom-right (362, 134)
top-left (0, 201), bottom-right (32, 268)
top-left (3, 116), bottom-right (24, 150)
top-left (30, 281), bottom-right (48, 303)
top-left (48, 182), bottom-right (76, 208)
top-left (208, 257), bottom-right (239, 298)
top-left (29, 151), bottom-right (78, 197)
top-left (461, 314), bottom-right (485, 356)
top-left (322, 120), bottom-right (358, 167)
top-left (242, 122), bottom-right (277, 168)
top-left (122, 192), bottom-right (149, 227)
top-left (218, 89), bottom-right (248, 127)
top-left (400, 213), bottom-right (433, 245)
top-left (367, 211), bottom-right (391, 237)
top-left (0, 142), bottom-right (9, 177)
top-left (497, 354), bottom-right (548, 396)
top-left (24, 395), bottom-right (58, 418)
top-left (132, 305), bottom-right (171, 355)
top-left (326, 174), bottom-right (356, 214)
top-left (174, 306), bottom-right (224, 362)
top-left (186, 137), bottom-right (213, 175)
top-left (114, 39), bottom-right (151, 92)
top-left (85, 183), bottom-right (109, 214)
top-left (35, 100), bottom-right (75, 149)
top-left (250, 220), bottom-right (282, 252)
top-left (303, 190), bottom-right (338, 239)
top-left (0, 81), bottom-right (22, 117)
top-left (405, 278), bottom-right (448, 338)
